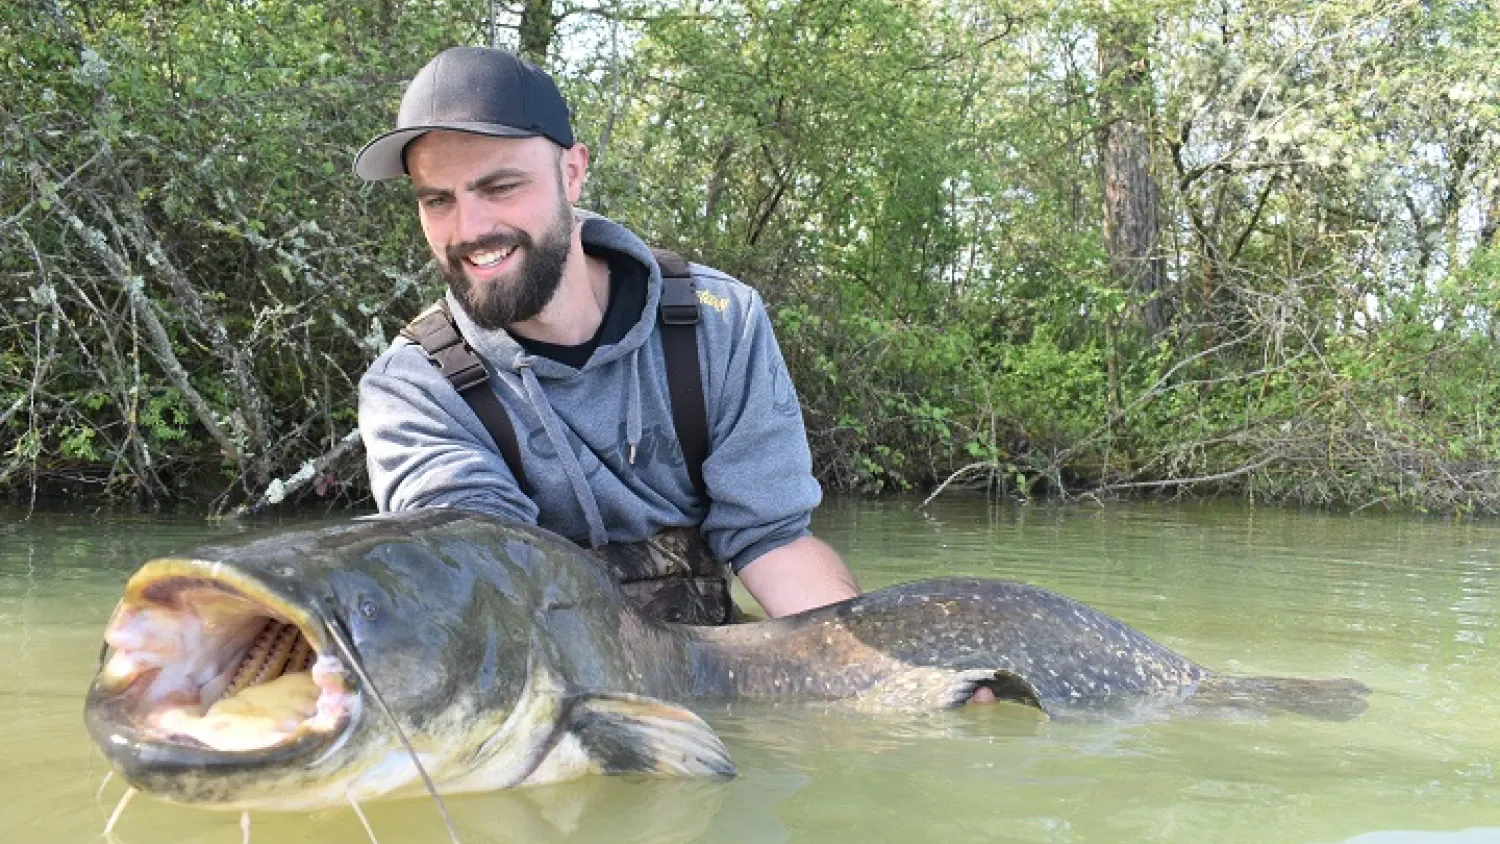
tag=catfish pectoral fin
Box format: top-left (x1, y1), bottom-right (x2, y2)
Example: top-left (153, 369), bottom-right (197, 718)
top-left (567, 694), bottom-right (735, 779)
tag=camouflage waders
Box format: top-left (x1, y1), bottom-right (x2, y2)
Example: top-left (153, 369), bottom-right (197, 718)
top-left (586, 527), bottom-right (742, 625)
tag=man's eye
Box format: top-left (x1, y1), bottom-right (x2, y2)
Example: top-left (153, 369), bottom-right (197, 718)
top-left (420, 196), bottom-right (451, 210)
top-left (484, 183), bottom-right (519, 196)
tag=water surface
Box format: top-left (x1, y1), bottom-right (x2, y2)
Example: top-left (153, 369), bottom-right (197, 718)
top-left (1, 500), bottom-right (1495, 843)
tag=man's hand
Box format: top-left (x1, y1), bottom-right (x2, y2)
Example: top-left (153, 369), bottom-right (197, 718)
top-left (737, 535), bottom-right (859, 617)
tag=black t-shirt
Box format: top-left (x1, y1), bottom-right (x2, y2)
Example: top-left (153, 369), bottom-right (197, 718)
top-left (513, 245), bottom-right (648, 368)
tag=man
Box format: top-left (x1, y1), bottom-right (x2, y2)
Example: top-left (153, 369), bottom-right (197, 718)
top-left (353, 46), bottom-right (859, 622)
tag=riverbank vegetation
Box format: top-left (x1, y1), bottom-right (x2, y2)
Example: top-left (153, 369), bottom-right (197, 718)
top-left (3, 0), bottom-right (1498, 514)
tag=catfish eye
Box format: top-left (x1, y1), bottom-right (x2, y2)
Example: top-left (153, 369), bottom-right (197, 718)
top-left (358, 599), bottom-right (379, 621)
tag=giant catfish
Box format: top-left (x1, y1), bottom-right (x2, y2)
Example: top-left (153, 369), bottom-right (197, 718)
top-left (86, 510), bottom-right (1367, 818)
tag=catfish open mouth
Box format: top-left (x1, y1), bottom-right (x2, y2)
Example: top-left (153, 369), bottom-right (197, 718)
top-left (90, 560), bottom-right (358, 758)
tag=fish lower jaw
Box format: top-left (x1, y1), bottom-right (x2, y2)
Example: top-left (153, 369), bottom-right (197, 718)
top-left (336, 747), bottom-right (459, 803)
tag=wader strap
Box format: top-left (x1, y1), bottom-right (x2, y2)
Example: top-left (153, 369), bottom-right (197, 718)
top-left (400, 248), bottom-right (709, 499)
top-left (400, 301), bottom-right (533, 494)
top-left (652, 248), bottom-right (709, 497)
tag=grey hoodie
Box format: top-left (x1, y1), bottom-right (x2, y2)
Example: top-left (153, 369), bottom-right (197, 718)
top-left (359, 212), bottom-right (821, 572)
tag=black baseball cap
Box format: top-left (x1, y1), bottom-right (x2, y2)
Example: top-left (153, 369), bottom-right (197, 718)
top-left (354, 46), bottom-right (575, 181)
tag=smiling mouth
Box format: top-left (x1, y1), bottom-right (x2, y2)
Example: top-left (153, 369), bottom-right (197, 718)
top-left (90, 561), bottom-right (358, 755)
top-left (464, 245), bottom-right (518, 268)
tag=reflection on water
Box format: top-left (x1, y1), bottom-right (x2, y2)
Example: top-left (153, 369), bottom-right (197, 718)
top-left (1, 500), bottom-right (1496, 843)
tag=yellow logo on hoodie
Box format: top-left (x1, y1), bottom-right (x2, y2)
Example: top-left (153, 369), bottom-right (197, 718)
top-left (696, 289), bottom-right (729, 315)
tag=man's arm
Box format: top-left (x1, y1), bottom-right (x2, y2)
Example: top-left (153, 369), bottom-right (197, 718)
top-left (736, 535), bottom-right (859, 617)
top-left (360, 346), bottom-right (537, 520)
top-left (687, 275), bottom-right (854, 616)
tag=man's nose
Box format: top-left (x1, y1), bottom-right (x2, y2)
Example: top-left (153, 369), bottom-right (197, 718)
top-left (452, 193), bottom-right (500, 244)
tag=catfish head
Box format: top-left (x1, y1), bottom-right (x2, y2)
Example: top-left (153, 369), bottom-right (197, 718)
top-left (84, 511), bottom-right (541, 810)
top-left (85, 510), bottom-right (732, 814)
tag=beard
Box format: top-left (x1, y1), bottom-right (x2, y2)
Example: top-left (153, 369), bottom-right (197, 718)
top-left (440, 195), bottom-right (574, 331)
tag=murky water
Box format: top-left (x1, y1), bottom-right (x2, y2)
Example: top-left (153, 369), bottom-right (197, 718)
top-left (1, 499), bottom-right (1495, 843)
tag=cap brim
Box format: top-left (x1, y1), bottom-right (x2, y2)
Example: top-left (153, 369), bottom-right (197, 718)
top-left (353, 122), bottom-right (542, 181)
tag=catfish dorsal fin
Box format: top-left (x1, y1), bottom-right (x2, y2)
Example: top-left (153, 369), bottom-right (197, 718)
top-left (531, 693), bottom-right (735, 783)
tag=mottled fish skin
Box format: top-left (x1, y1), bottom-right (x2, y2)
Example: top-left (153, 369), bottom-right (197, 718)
top-left (683, 579), bottom-right (1205, 713)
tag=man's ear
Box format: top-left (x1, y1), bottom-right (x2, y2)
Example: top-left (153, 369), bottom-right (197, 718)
top-left (560, 143), bottom-right (590, 203)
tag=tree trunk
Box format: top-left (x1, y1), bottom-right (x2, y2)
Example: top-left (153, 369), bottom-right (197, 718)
top-left (518, 0), bottom-right (556, 64)
top-left (1098, 9), bottom-right (1168, 337)
top-left (1482, 178), bottom-right (1500, 252)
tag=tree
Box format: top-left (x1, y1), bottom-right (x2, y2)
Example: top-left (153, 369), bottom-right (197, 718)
top-left (517, 0), bottom-right (559, 61)
top-left (1098, 1), bottom-right (1169, 337)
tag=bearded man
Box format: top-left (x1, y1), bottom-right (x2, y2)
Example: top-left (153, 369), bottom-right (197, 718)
top-left (354, 46), bottom-right (859, 623)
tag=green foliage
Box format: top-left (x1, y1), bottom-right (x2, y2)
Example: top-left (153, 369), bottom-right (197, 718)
top-left (58, 425), bottom-right (99, 461)
top-left (141, 389), bottom-right (190, 443)
top-left (3, 0), bottom-right (1498, 513)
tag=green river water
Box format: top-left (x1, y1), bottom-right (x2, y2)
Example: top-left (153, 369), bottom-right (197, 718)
top-left (0, 499), bottom-right (1495, 843)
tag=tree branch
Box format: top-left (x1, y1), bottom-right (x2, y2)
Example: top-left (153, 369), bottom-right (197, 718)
top-left (28, 162), bottom-right (246, 469)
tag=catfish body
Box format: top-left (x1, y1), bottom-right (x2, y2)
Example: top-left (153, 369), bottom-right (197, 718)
top-left (85, 510), bottom-right (1366, 811)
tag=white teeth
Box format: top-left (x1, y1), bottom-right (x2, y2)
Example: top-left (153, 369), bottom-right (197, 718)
top-left (467, 247), bottom-right (515, 267)
top-left (102, 651), bottom-right (147, 683)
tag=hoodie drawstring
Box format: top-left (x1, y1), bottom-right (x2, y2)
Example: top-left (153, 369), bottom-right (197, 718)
top-left (516, 358), bottom-right (609, 548)
top-left (625, 347), bottom-right (643, 466)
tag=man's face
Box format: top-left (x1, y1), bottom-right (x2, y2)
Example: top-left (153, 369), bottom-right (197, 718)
top-left (405, 132), bottom-right (587, 330)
